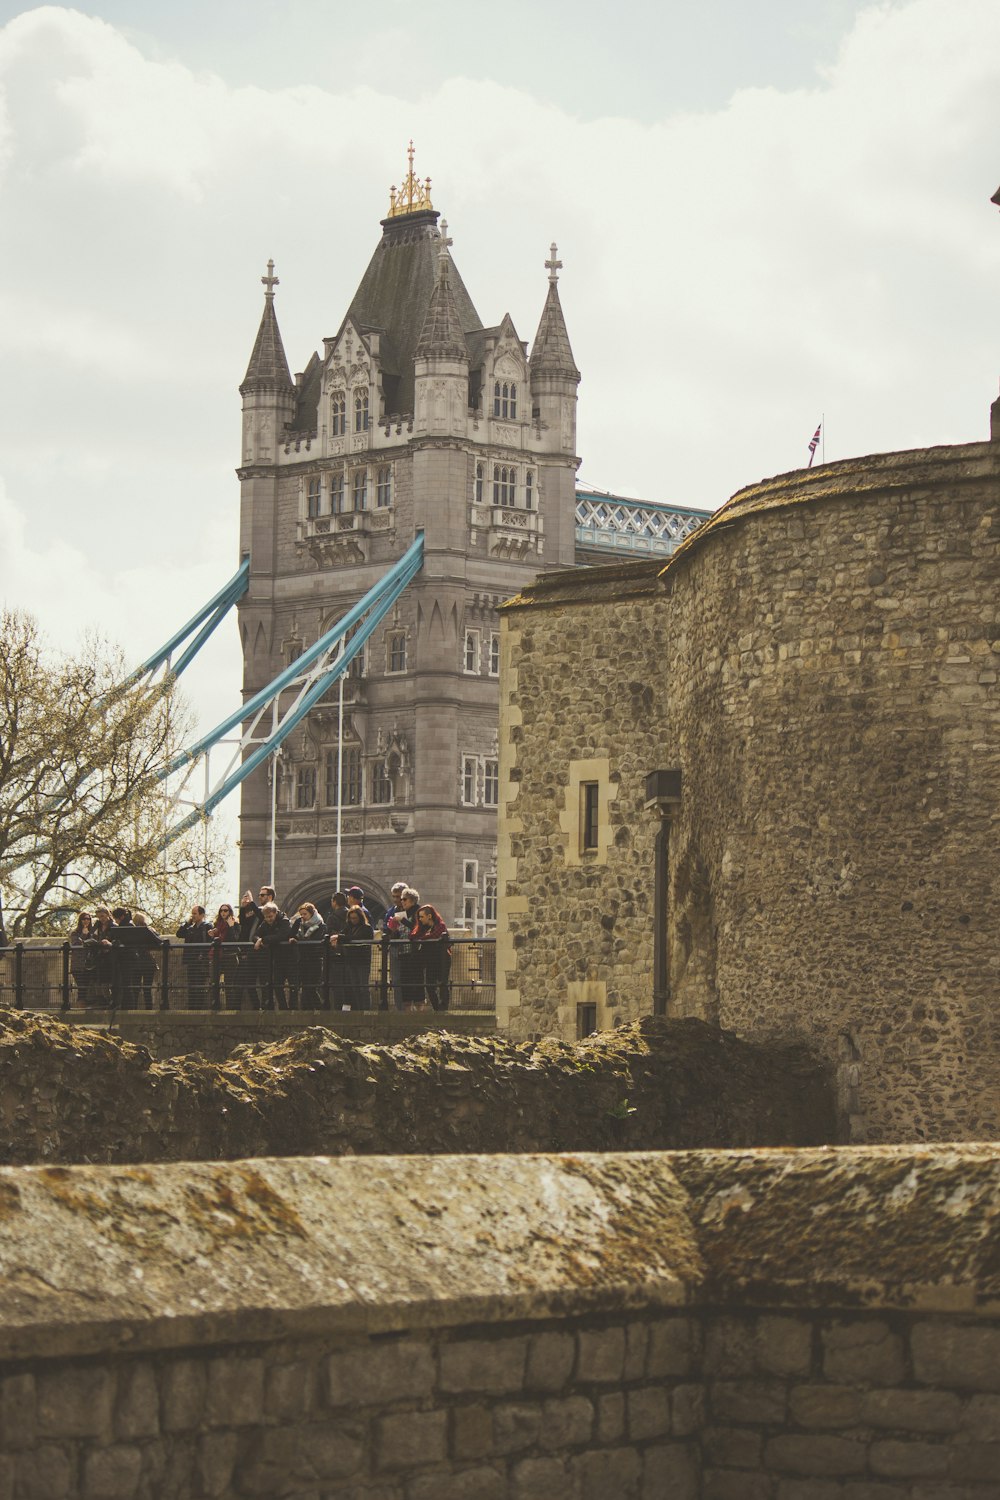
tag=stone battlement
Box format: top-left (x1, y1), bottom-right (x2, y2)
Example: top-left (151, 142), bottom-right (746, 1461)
top-left (1, 1146), bottom-right (998, 1497)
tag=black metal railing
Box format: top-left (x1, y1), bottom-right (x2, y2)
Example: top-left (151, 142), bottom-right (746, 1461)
top-left (0, 937), bottom-right (496, 1016)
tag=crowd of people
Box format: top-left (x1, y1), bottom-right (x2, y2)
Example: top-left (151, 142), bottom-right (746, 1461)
top-left (68, 882), bottom-right (452, 1012)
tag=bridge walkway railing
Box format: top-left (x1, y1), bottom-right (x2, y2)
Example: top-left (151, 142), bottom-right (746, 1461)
top-left (0, 937), bottom-right (496, 1019)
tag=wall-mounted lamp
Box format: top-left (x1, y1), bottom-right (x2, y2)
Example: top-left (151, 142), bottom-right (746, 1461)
top-left (645, 768), bottom-right (682, 1016)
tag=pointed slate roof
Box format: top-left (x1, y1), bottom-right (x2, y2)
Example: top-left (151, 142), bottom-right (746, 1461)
top-left (241, 261), bottom-right (294, 394)
top-left (345, 209), bottom-right (482, 415)
top-left (415, 226), bottom-right (469, 362)
top-left (530, 245), bottom-right (580, 383)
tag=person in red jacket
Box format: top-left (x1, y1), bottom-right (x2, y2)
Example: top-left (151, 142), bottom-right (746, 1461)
top-left (410, 903), bottom-right (451, 1012)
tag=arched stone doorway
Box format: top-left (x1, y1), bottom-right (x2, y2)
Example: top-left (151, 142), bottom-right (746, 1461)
top-left (284, 874), bottom-right (390, 928)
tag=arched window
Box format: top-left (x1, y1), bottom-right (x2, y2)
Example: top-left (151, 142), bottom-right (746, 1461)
top-left (352, 470), bottom-right (367, 511)
top-left (387, 631), bottom-right (406, 674)
top-left (331, 392), bottom-right (346, 437)
top-left (493, 464), bottom-right (514, 507)
top-left (474, 461), bottom-right (484, 504)
top-left (370, 762), bottom-right (392, 805)
top-left (525, 469), bottom-right (534, 511)
top-left (492, 381), bottom-right (517, 420)
top-left (376, 466), bottom-right (392, 508)
top-left (307, 477), bottom-right (322, 518)
top-left (354, 389), bottom-right (369, 432)
top-left (329, 473), bottom-right (345, 513)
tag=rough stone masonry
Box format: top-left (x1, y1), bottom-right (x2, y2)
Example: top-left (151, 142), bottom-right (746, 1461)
top-left (0, 1008), bottom-right (832, 1165)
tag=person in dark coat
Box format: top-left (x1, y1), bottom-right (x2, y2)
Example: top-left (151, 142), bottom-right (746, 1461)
top-left (69, 912), bottom-right (97, 1007)
top-left (332, 905), bottom-right (374, 1010)
top-left (235, 891), bottom-right (262, 1008)
top-left (110, 907), bottom-right (146, 1008)
top-left (389, 887), bottom-right (422, 1010)
top-left (131, 912), bottom-right (161, 1009)
top-left (209, 903), bottom-right (242, 1009)
top-left (252, 901), bottom-right (293, 1009)
top-left (92, 907), bottom-right (117, 1002)
top-left (290, 901), bottom-right (326, 1009)
top-left (410, 904), bottom-right (451, 1011)
top-left (325, 892), bottom-right (349, 1008)
top-left (176, 905), bottom-right (212, 1008)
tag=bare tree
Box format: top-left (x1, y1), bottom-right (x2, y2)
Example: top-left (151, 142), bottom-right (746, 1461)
top-left (0, 610), bottom-right (225, 935)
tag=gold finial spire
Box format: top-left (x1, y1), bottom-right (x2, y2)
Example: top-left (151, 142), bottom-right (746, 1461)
top-left (387, 139), bottom-right (434, 218)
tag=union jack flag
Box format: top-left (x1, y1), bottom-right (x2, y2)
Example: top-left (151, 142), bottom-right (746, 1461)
top-left (807, 423), bottom-right (822, 468)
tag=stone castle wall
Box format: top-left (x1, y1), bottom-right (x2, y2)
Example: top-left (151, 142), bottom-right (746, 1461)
top-left (499, 442), bottom-right (1000, 1143)
top-left (1, 1147), bottom-right (998, 1499)
top-left (0, 1009), bottom-right (832, 1166)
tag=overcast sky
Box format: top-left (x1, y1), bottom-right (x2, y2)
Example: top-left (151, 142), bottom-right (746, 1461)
top-left (0, 0), bottom-right (997, 886)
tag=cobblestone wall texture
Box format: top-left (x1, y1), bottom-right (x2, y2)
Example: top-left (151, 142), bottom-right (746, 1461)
top-left (0, 1008), bottom-right (832, 1166)
top-left (499, 441), bottom-right (1000, 1143)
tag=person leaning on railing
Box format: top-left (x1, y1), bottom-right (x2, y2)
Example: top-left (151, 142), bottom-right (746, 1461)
top-left (290, 901), bottom-right (327, 1010)
top-left (209, 903), bottom-right (242, 1010)
top-left (252, 901), bottom-right (293, 1010)
top-left (69, 912), bottom-right (98, 1007)
top-left (131, 912), bottom-right (161, 1009)
top-left (410, 903), bottom-right (451, 1012)
top-left (330, 904), bottom-right (373, 1011)
top-left (388, 886), bottom-right (422, 1011)
top-left (176, 905), bottom-right (212, 1009)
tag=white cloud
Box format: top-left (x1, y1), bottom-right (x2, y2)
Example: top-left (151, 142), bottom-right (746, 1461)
top-left (0, 1), bottom-right (996, 692)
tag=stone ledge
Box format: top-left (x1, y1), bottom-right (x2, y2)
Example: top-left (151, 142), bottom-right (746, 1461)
top-left (1, 1146), bottom-right (999, 1363)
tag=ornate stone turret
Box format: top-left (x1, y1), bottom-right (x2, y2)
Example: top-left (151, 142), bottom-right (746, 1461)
top-left (528, 244), bottom-right (580, 467)
top-left (529, 244), bottom-right (580, 384)
top-left (415, 222), bottom-right (468, 362)
top-left (414, 222), bottom-right (469, 446)
top-left (240, 260), bottom-right (296, 467)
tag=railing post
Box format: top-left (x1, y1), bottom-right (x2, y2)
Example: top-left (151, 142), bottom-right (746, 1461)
top-left (159, 939), bottom-right (170, 1010)
top-left (210, 939), bottom-right (222, 1012)
top-left (61, 941), bottom-right (71, 1012)
top-left (13, 942), bottom-right (24, 1010)
top-left (379, 934), bottom-right (389, 1012)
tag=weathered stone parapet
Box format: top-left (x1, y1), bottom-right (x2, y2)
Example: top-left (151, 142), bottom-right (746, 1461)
top-left (0, 1009), bottom-right (833, 1166)
top-left (1, 1146), bottom-right (997, 1362)
top-left (0, 1146), bottom-right (999, 1497)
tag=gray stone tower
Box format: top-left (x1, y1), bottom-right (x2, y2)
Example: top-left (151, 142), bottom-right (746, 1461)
top-left (236, 149), bottom-right (580, 924)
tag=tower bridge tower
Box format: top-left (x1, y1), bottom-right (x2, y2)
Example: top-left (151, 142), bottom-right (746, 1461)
top-left (236, 149), bottom-right (580, 923)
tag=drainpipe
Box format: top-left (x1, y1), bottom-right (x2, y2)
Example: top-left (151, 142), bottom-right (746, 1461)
top-left (645, 769), bottom-right (683, 1017)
